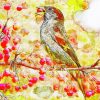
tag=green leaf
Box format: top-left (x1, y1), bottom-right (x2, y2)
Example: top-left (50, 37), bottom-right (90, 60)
top-left (33, 85), bottom-right (53, 98)
top-left (15, 95), bottom-right (25, 100)
top-left (0, 11), bottom-right (6, 19)
top-left (67, 0), bottom-right (84, 12)
top-left (78, 31), bottom-right (90, 43)
top-left (86, 94), bottom-right (100, 100)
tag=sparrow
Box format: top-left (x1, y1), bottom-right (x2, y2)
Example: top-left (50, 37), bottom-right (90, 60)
top-left (37, 6), bottom-right (81, 68)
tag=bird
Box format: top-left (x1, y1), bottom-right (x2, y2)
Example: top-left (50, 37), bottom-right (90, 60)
top-left (37, 6), bottom-right (81, 68)
top-left (36, 6), bottom-right (86, 98)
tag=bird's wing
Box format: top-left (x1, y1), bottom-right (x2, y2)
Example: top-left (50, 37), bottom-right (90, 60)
top-left (52, 26), bottom-right (81, 67)
top-left (41, 32), bottom-right (76, 67)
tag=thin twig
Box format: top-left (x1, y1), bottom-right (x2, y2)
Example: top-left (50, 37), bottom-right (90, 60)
top-left (0, 62), bottom-right (39, 70)
top-left (91, 59), bottom-right (100, 68)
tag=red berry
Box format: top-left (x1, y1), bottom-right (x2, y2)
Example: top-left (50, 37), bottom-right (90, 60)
top-left (17, 5), bottom-right (23, 11)
top-left (2, 27), bottom-right (9, 35)
top-left (64, 86), bottom-right (70, 92)
top-left (39, 75), bottom-right (45, 81)
top-left (45, 57), bottom-right (52, 65)
top-left (0, 84), bottom-right (6, 90)
top-left (72, 87), bottom-right (77, 93)
top-left (4, 58), bottom-right (8, 63)
top-left (22, 85), bottom-right (27, 90)
top-left (96, 80), bottom-right (100, 85)
top-left (53, 84), bottom-right (60, 90)
top-left (12, 45), bottom-right (16, 50)
top-left (12, 77), bottom-right (18, 83)
top-left (28, 82), bottom-right (33, 87)
top-left (96, 85), bottom-right (100, 93)
top-left (4, 3), bottom-right (11, 11)
top-left (4, 54), bottom-right (10, 60)
top-left (3, 70), bottom-right (11, 77)
top-left (0, 53), bottom-right (3, 60)
top-left (67, 90), bottom-right (74, 96)
top-left (29, 78), bottom-right (33, 83)
top-left (6, 83), bottom-right (11, 89)
top-left (39, 68), bottom-right (45, 75)
top-left (40, 58), bottom-right (46, 65)
top-left (3, 48), bottom-right (9, 54)
top-left (15, 86), bottom-right (20, 92)
top-left (29, 77), bottom-right (38, 84)
top-left (4, 54), bottom-right (10, 63)
top-left (85, 90), bottom-right (94, 97)
top-left (2, 36), bottom-right (9, 44)
top-left (1, 41), bottom-right (7, 48)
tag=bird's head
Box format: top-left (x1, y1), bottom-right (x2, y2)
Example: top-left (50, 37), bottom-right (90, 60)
top-left (36, 6), bottom-right (64, 22)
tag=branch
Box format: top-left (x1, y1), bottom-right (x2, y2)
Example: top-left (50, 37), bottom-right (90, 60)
top-left (91, 59), bottom-right (100, 68)
top-left (17, 62), bottom-right (39, 70)
top-left (65, 66), bottom-right (100, 71)
top-left (0, 62), bottom-right (39, 70)
top-left (0, 62), bottom-right (99, 71)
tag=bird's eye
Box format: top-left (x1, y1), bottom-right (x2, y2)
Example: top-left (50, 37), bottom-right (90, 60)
top-left (48, 8), bottom-right (52, 10)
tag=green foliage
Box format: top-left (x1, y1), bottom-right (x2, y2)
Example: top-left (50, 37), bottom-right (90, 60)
top-left (86, 94), bottom-right (100, 100)
top-left (67, 0), bottom-right (84, 13)
top-left (0, 11), bottom-right (6, 20)
top-left (9, 95), bottom-right (25, 100)
top-left (15, 96), bottom-right (25, 100)
top-left (34, 85), bottom-right (53, 98)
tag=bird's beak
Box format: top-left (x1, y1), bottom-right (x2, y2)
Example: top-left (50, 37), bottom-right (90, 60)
top-left (35, 6), bottom-right (46, 15)
top-left (35, 7), bottom-right (46, 23)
